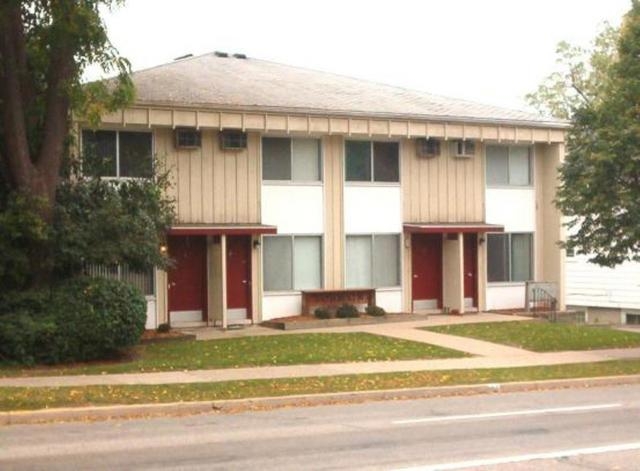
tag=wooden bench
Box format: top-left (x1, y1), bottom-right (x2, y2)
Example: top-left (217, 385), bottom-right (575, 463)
top-left (300, 288), bottom-right (376, 315)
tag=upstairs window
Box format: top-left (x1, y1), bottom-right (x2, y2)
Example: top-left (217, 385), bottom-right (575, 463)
top-left (262, 137), bottom-right (321, 181)
top-left (82, 130), bottom-right (153, 178)
top-left (345, 141), bottom-right (399, 183)
top-left (486, 145), bottom-right (532, 186)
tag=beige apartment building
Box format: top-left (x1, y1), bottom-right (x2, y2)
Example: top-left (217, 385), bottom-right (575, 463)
top-left (80, 52), bottom-right (567, 328)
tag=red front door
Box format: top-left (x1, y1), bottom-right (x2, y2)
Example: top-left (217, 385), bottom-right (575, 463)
top-left (168, 236), bottom-right (207, 322)
top-left (463, 233), bottom-right (478, 308)
top-left (411, 233), bottom-right (443, 309)
top-left (226, 236), bottom-right (251, 319)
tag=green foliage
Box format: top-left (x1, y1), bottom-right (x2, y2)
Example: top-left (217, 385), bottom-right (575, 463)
top-left (365, 305), bottom-right (386, 317)
top-left (53, 166), bottom-right (174, 277)
top-left (313, 307), bottom-right (333, 319)
top-left (529, 2), bottom-right (640, 266)
top-left (157, 323), bottom-right (171, 334)
top-left (0, 194), bottom-right (50, 290)
top-left (335, 303), bottom-right (359, 319)
top-left (0, 277), bottom-right (146, 365)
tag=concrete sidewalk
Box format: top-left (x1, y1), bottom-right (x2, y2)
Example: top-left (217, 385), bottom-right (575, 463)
top-left (2, 313), bottom-right (640, 388)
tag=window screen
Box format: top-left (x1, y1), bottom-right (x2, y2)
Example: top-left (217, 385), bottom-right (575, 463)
top-left (345, 141), bottom-right (371, 181)
top-left (346, 235), bottom-right (372, 287)
top-left (511, 233), bottom-right (532, 281)
top-left (262, 137), bottom-right (291, 180)
top-left (487, 233), bottom-right (509, 282)
top-left (486, 146), bottom-right (509, 186)
top-left (293, 236), bottom-right (322, 289)
top-left (373, 142), bottom-right (399, 182)
top-left (82, 130), bottom-right (117, 177)
top-left (292, 139), bottom-right (321, 181)
top-left (263, 236), bottom-right (293, 290)
top-left (373, 234), bottom-right (400, 287)
top-left (119, 132), bottom-right (153, 178)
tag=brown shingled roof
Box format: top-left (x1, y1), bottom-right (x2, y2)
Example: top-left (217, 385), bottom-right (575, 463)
top-left (130, 52), bottom-right (566, 128)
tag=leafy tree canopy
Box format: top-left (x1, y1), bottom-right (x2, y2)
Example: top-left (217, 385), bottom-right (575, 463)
top-left (528, 0), bottom-right (640, 267)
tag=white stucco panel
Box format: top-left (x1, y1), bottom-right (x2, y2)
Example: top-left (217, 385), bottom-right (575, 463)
top-left (262, 185), bottom-right (324, 234)
top-left (344, 185), bottom-right (402, 234)
top-left (486, 284), bottom-right (526, 310)
top-left (485, 188), bottom-right (535, 232)
top-left (262, 293), bottom-right (302, 320)
top-left (376, 288), bottom-right (403, 313)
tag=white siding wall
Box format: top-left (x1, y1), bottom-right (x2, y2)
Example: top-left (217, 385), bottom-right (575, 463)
top-left (262, 293), bottom-right (302, 320)
top-left (566, 256), bottom-right (640, 310)
top-left (485, 188), bottom-right (535, 232)
top-left (261, 184), bottom-right (324, 234)
top-left (376, 288), bottom-right (403, 313)
top-left (261, 184), bottom-right (324, 319)
top-left (344, 186), bottom-right (402, 233)
top-left (486, 285), bottom-right (527, 310)
top-left (485, 188), bottom-right (535, 310)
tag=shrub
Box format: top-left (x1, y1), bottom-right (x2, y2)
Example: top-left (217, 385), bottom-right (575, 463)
top-left (314, 307), bottom-right (332, 319)
top-left (157, 323), bottom-right (171, 333)
top-left (336, 303), bottom-right (359, 319)
top-left (366, 305), bottom-right (386, 317)
top-left (0, 277), bottom-right (146, 365)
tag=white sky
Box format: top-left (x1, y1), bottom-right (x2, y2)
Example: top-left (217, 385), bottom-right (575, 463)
top-left (99, 0), bottom-right (631, 111)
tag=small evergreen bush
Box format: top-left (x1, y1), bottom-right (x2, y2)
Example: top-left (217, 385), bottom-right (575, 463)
top-left (314, 307), bottom-right (332, 319)
top-left (366, 305), bottom-right (386, 317)
top-left (336, 303), bottom-right (359, 318)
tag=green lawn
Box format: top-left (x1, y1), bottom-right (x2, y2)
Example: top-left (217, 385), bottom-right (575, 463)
top-left (0, 332), bottom-right (467, 377)
top-left (3, 359), bottom-right (640, 411)
top-left (425, 321), bottom-right (640, 352)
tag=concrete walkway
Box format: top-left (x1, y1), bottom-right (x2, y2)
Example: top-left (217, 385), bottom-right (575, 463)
top-left (2, 313), bottom-right (640, 388)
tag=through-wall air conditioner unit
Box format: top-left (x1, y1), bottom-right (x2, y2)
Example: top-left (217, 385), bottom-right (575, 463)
top-left (219, 130), bottom-right (247, 150)
top-left (174, 128), bottom-right (202, 149)
top-left (416, 137), bottom-right (441, 158)
top-left (451, 139), bottom-right (475, 158)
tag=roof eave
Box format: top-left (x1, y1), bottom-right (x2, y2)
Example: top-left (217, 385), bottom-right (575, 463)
top-left (131, 100), bottom-right (570, 130)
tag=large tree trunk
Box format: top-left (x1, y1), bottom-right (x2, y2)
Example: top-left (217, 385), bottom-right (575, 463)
top-left (0, 1), bottom-right (75, 287)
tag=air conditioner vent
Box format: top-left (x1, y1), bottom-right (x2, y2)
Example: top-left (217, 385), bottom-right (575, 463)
top-left (416, 137), bottom-right (440, 158)
top-left (175, 128), bottom-right (201, 149)
top-left (219, 130), bottom-right (247, 150)
top-left (451, 140), bottom-right (475, 158)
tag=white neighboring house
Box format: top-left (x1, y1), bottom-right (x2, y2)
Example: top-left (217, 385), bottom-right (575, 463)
top-left (566, 254), bottom-right (640, 325)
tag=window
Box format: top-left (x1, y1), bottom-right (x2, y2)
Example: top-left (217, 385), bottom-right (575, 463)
top-left (82, 130), bottom-right (153, 178)
top-left (175, 128), bottom-right (202, 149)
top-left (263, 235), bottom-right (322, 291)
top-left (486, 145), bottom-right (532, 186)
top-left (345, 234), bottom-right (400, 288)
top-left (487, 233), bottom-right (533, 282)
top-left (262, 137), bottom-right (321, 181)
top-left (345, 141), bottom-right (399, 182)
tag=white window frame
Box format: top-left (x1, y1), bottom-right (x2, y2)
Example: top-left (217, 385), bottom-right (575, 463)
top-left (261, 136), bottom-right (323, 184)
top-left (344, 139), bottom-right (400, 185)
top-left (81, 128), bottom-right (154, 179)
top-left (262, 234), bottom-right (324, 292)
top-left (344, 233), bottom-right (401, 288)
top-left (485, 144), bottom-right (533, 188)
top-left (487, 232), bottom-right (534, 284)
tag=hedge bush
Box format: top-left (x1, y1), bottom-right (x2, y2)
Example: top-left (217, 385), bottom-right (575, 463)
top-left (314, 307), bottom-right (332, 319)
top-left (366, 305), bottom-right (386, 317)
top-left (336, 303), bottom-right (360, 319)
top-left (0, 277), bottom-right (146, 365)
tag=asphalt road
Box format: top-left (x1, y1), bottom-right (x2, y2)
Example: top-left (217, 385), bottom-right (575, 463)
top-left (2, 384), bottom-right (640, 470)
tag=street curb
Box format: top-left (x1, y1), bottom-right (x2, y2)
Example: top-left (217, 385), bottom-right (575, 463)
top-left (3, 374), bottom-right (640, 426)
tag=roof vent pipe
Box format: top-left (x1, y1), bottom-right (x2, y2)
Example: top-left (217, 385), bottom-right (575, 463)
top-left (232, 53), bottom-right (247, 59)
top-left (214, 51), bottom-right (229, 58)
top-left (173, 54), bottom-right (193, 61)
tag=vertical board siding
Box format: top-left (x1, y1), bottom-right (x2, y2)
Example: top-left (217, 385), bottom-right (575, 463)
top-left (157, 128), bottom-right (260, 224)
top-left (323, 135), bottom-right (344, 289)
top-left (402, 139), bottom-right (484, 223)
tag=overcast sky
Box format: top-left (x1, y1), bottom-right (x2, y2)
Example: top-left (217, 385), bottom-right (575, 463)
top-left (99, 0), bottom-right (631, 112)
